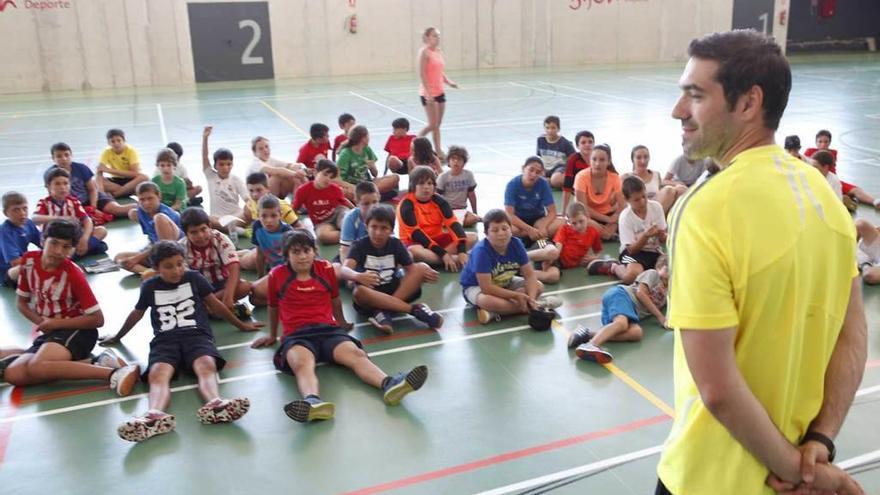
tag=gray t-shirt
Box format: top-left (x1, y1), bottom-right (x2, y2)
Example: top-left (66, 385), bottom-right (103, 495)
top-left (623, 269), bottom-right (667, 318)
top-left (667, 155), bottom-right (710, 186)
top-left (436, 169), bottom-right (477, 210)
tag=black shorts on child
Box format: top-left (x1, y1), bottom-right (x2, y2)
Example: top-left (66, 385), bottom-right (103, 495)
top-left (96, 191), bottom-right (114, 210)
top-left (25, 328), bottom-right (98, 361)
top-left (618, 249), bottom-right (660, 269)
top-left (273, 324), bottom-right (363, 370)
top-left (352, 275), bottom-right (421, 315)
top-left (145, 329), bottom-right (226, 380)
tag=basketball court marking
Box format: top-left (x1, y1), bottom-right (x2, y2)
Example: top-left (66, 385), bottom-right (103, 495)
top-left (156, 103), bottom-right (168, 145)
top-left (347, 91), bottom-right (426, 125)
top-left (259, 100), bottom-right (309, 137)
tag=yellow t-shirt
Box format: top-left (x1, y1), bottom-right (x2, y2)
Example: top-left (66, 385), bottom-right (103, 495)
top-left (657, 145), bottom-right (857, 495)
top-left (246, 197), bottom-right (299, 226)
top-left (99, 145), bottom-right (140, 172)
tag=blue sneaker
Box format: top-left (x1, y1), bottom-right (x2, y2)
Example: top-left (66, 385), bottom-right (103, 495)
top-left (410, 304), bottom-right (444, 329)
top-left (284, 395), bottom-right (335, 423)
top-left (368, 310), bottom-right (394, 334)
top-left (567, 325), bottom-right (594, 349)
top-left (382, 365), bottom-right (429, 405)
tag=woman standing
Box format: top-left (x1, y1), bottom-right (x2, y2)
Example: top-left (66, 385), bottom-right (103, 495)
top-left (418, 27), bottom-right (458, 159)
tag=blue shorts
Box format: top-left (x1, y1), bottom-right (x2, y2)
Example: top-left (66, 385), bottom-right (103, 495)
top-left (600, 285), bottom-right (639, 326)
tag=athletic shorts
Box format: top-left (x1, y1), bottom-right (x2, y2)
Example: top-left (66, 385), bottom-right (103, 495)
top-left (842, 180), bottom-right (856, 196)
top-left (462, 276), bottom-right (525, 306)
top-left (96, 191), bottom-right (114, 210)
top-left (317, 206), bottom-right (348, 227)
top-left (403, 233), bottom-right (455, 249)
top-left (858, 235), bottom-right (880, 269)
top-left (25, 328), bottom-right (98, 361)
top-left (655, 480), bottom-right (674, 495)
top-left (600, 285), bottom-right (639, 326)
top-left (352, 273), bottom-right (421, 315)
top-left (145, 329), bottom-right (226, 380)
top-left (211, 278), bottom-right (228, 293)
top-left (420, 93), bottom-right (446, 105)
top-left (544, 164), bottom-right (566, 178)
top-left (108, 176), bottom-right (134, 188)
top-left (273, 324), bottom-right (363, 369)
top-left (618, 249), bottom-right (661, 269)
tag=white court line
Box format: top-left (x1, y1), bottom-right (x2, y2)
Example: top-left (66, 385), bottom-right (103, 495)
top-left (839, 448), bottom-right (880, 471)
top-left (348, 91), bottom-right (426, 125)
top-left (508, 82), bottom-right (604, 105)
top-left (538, 81), bottom-right (663, 107)
top-left (471, 445), bottom-right (663, 495)
top-left (156, 103), bottom-right (168, 145)
top-left (0, 312), bottom-right (600, 423)
top-left (855, 384), bottom-right (880, 398)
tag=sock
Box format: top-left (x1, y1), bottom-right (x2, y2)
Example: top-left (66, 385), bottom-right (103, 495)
top-left (873, 199), bottom-right (880, 208)
top-left (381, 377), bottom-right (392, 389)
top-left (304, 394), bottom-right (321, 401)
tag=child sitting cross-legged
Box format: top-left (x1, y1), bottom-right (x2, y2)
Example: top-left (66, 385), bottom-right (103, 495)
top-left (152, 148), bottom-right (188, 212)
top-left (568, 254), bottom-right (669, 364)
top-left (0, 192), bottom-right (42, 288)
top-left (436, 145), bottom-right (481, 227)
top-left (250, 229), bottom-right (429, 423)
top-left (292, 159), bottom-right (354, 245)
top-left (114, 181), bottom-right (183, 279)
top-left (34, 168), bottom-right (108, 258)
top-left (101, 241), bottom-right (263, 442)
top-left (239, 172), bottom-right (301, 271)
top-left (340, 205), bottom-right (443, 334)
top-left (537, 201), bottom-right (604, 284)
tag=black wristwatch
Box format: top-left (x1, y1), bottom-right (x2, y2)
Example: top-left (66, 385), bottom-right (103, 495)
top-left (800, 431), bottom-right (836, 462)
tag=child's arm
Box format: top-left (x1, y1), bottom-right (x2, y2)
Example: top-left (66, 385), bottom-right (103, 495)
top-left (561, 190), bottom-right (572, 216)
top-left (202, 126), bottom-right (213, 172)
top-left (504, 206), bottom-right (541, 240)
top-left (17, 295), bottom-right (45, 326)
top-left (223, 263), bottom-right (242, 308)
top-left (340, 258), bottom-right (381, 287)
top-left (520, 263), bottom-right (542, 306)
top-left (636, 283), bottom-right (667, 328)
top-left (203, 293), bottom-right (264, 332)
top-left (117, 248), bottom-right (151, 271)
top-left (255, 248), bottom-right (266, 278)
top-left (431, 156), bottom-right (443, 174)
top-left (251, 305), bottom-right (279, 348)
top-left (468, 189), bottom-right (478, 214)
top-left (624, 225), bottom-right (660, 256)
top-left (37, 309), bottom-right (105, 334)
top-left (86, 177), bottom-right (99, 208)
top-left (170, 199), bottom-right (182, 212)
top-left (331, 295), bottom-right (353, 331)
top-left (241, 205), bottom-right (254, 225)
top-left (99, 308), bottom-right (146, 345)
top-left (476, 273), bottom-right (530, 306)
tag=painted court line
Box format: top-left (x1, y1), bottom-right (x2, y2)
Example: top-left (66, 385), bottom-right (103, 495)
top-left (348, 91), bottom-right (426, 125)
top-left (604, 363), bottom-right (674, 417)
top-left (340, 415), bottom-right (669, 495)
top-left (156, 103), bottom-right (168, 145)
top-left (0, 312), bottom-right (600, 424)
top-left (259, 100), bottom-right (310, 138)
top-left (538, 81), bottom-right (662, 107)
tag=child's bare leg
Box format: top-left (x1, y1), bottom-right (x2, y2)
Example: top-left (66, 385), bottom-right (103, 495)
top-left (238, 249), bottom-right (258, 270)
top-left (0, 347), bottom-right (24, 359)
top-left (4, 344), bottom-right (112, 386)
top-left (7, 265), bottom-right (20, 282)
top-left (114, 251), bottom-right (149, 275)
top-left (528, 244), bottom-right (559, 262)
top-left (535, 263), bottom-right (561, 284)
top-left (463, 211), bottom-right (481, 227)
top-left (613, 263), bottom-right (644, 284)
top-left (316, 223), bottom-right (340, 245)
top-left (250, 276), bottom-right (268, 306)
top-left (101, 176), bottom-right (122, 197)
top-left (375, 175), bottom-right (400, 194)
top-left (590, 316), bottom-right (642, 347)
top-left (154, 213), bottom-right (180, 241)
top-left (116, 174), bottom-right (149, 197)
top-left (535, 215), bottom-right (565, 237)
top-left (856, 218), bottom-right (879, 243)
top-left (550, 171), bottom-right (565, 189)
top-left (93, 226), bottom-right (108, 240)
top-left (353, 286), bottom-right (412, 314)
top-left (474, 293), bottom-right (524, 316)
top-left (848, 187), bottom-right (877, 206)
top-left (147, 363), bottom-right (175, 411)
top-left (863, 267), bottom-right (880, 285)
top-left (395, 262), bottom-right (431, 300)
top-left (285, 346), bottom-right (320, 397)
top-left (331, 341), bottom-right (385, 388)
top-left (191, 355), bottom-right (221, 402)
top-left (408, 245), bottom-right (441, 265)
top-left (103, 200), bottom-right (136, 218)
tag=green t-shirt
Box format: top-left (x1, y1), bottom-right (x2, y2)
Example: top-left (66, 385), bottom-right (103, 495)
top-left (153, 175), bottom-right (188, 209)
top-left (336, 146), bottom-right (378, 184)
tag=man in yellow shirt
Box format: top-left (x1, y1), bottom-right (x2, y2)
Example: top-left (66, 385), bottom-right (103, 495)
top-left (97, 128), bottom-right (148, 198)
top-left (656, 30), bottom-right (866, 494)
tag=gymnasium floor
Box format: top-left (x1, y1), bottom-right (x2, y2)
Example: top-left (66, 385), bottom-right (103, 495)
top-left (1, 52), bottom-right (879, 494)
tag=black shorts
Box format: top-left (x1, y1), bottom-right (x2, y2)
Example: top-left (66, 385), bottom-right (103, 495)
top-left (544, 164), bottom-right (566, 177)
top-left (25, 328), bottom-right (98, 361)
top-left (96, 191), bottom-right (114, 210)
top-left (352, 275), bottom-right (421, 315)
top-left (618, 249), bottom-right (660, 269)
top-left (655, 479), bottom-right (673, 495)
top-left (420, 93), bottom-right (446, 105)
top-left (273, 324), bottom-right (363, 370)
top-left (146, 329), bottom-right (226, 380)
top-left (2, 271), bottom-right (17, 288)
top-left (107, 176), bottom-right (133, 187)
top-left (211, 278), bottom-right (227, 292)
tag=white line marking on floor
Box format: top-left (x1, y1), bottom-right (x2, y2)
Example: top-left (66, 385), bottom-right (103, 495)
top-left (156, 103), bottom-right (168, 145)
top-left (348, 91), bottom-right (426, 125)
top-left (538, 80), bottom-right (662, 107)
top-left (839, 448), bottom-right (880, 471)
top-left (508, 82), bottom-right (604, 105)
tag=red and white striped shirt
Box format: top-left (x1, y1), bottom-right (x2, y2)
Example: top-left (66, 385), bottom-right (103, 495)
top-left (16, 251), bottom-right (100, 318)
top-left (179, 230), bottom-right (239, 286)
top-left (35, 195), bottom-right (87, 221)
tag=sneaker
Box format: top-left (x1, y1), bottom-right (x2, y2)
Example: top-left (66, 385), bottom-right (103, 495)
top-left (477, 308), bottom-right (500, 325)
top-left (587, 259), bottom-right (617, 276)
top-left (197, 397), bottom-right (250, 424)
top-left (117, 411), bottom-right (176, 442)
top-left (189, 196), bottom-right (204, 207)
top-left (382, 365), bottom-right (429, 406)
top-left (0, 354), bottom-right (19, 382)
top-left (410, 303), bottom-right (444, 329)
top-left (109, 364), bottom-right (140, 396)
top-left (140, 268), bottom-right (157, 281)
top-left (575, 342), bottom-right (614, 364)
top-left (232, 302), bottom-right (253, 321)
top-left (567, 325), bottom-right (594, 349)
top-left (284, 395), bottom-right (336, 423)
top-left (537, 295), bottom-right (563, 310)
top-left (93, 348), bottom-right (126, 369)
top-left (368, 310), bottom-right (394, 334)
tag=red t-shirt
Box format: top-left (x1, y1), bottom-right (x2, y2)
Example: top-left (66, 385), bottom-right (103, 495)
top-left (297, 140), bottom-right (331, 169)
top-left (16, 251), bottom-right (100, 319)
top-left (804, 148), bottom-right (839, 173)
top-left (268, 259), bottom-right (339, 336)
top-left (384, 134), bottom-right (415, 160)
top-left (292, 181), bottom-right (347, 224)
top-left (35, 195), bottom-right (88, 220)
top-left (332, 133), bottom-right (348, 160)
top-left (563, 153), bottom-right (590, 192)
top-left (553, 223), bottom-right (603, 268)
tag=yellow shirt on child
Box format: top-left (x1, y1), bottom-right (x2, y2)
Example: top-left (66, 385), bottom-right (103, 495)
top-left (246, 197), bottom-right (298, 226)
top-left (99, 145), bottom-right (140, 172)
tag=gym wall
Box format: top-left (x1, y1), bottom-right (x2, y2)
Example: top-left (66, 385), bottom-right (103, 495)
top-left (0, 0), bottom-right (733, 94)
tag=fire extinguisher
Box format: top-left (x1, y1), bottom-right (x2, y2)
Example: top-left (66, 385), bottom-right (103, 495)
top-left (347, 14), bottom-right (358, 34)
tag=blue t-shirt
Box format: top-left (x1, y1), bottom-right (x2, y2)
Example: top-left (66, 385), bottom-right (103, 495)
top-left (504, 175), bottom-right (555, 221)
top-left (136, 270), bottom-right (215, 337)
top-left (340, 208), bottom-right (367, 247)
top-left (137, 204), bottom-right (183, 243)
top-left (347, 236), bottom-right (412, 288)
top-left (460, 237), bottom-right (529, 288)
top-left (0, 219), bottom-right (41, 276)
top-left (44, 162), bottom-right (93, 205)
top-left (252, 221), bottom-right (293, 269)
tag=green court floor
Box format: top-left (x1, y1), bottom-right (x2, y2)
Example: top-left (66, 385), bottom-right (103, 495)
top-left (0, 52), bottom-right (879, 494)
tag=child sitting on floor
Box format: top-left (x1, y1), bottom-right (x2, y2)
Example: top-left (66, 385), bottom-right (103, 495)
top-left (384, 117), bottom-right (416, 174)
top-left (536, 202), bottom-right (604, 284)
top-left (292, 160), bottom-right (354, 245)
top-left (332, 113), bottom-right (356, 161)
top-left (34, 168), bottom-right (108, 258)
top-left (407, 137), bottom-right (443, 175)
top-left (250, 229), bottom-right (429, 423)
top-left (152, 148), bottom-right (188, 212)
top-left (201, 126), bottom-right (248, 231)
top-left (239, 172), bottom-right (301, 270)
top-left (1, 192), bottom-right (42, 287)
top-left (102, 241), bottom-right (262, 442)
top-left (436, 145), bottom-right (481, 227)
top-left (537, 115), bottom-right (576, 189)
top-left (165, 142), bottom-right (203, 204)
top-left (46, 142), bottom-right (135, 218)
top-left (296, 123), bottom-right (332, 170)
top-left (114, 181), bottom-right (183, 279)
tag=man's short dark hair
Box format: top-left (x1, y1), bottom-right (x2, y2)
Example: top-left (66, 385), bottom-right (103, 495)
top-left (688, 30), bottom-right (791, 130)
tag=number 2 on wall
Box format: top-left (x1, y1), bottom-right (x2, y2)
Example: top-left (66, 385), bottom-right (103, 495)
top-left (239, 19), bottom-right (264, 65)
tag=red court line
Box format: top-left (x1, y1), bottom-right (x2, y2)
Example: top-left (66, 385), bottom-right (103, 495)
top-left (0, 387), bottom-right (24, 465)
top-left (339, 414), bottom-right (670, 495)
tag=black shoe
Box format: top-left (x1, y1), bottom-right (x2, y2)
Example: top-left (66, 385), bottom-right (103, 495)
top-left (567, 325), bottom-right (594, 349)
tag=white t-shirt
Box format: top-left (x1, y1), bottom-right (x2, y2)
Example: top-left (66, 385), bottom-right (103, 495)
top-left (619, 199), bottom-right (667, 253)
top-left (825, 172), bottom-right (843, 200)
top-left (249, 156), bottom-right (290, 176)
top-left (204, 168), bottom-right (247, 217)
top-left (174, 161), bottom-right (189, 180)
top-left (623, 171), bottom-right (661, 200)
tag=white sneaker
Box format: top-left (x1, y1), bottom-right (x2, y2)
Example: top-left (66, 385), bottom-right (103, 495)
top-left (94, 349), bottom-right (126, 369)
top-left (477, 308), bottom-right (500, 325)
top-left (537, 295), bottom-right (563, 310)
top-left (109, 364), bottom-right (140, 396)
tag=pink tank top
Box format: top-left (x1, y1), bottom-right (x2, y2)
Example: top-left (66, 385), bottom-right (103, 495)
top-left (419, 48), bottom-right (445, 97)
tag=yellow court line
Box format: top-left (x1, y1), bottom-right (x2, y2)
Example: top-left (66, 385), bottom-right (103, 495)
top-left (259, 100), bottom-right (309, 138)
top-left (556, 324), bottom-right (674, 417)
